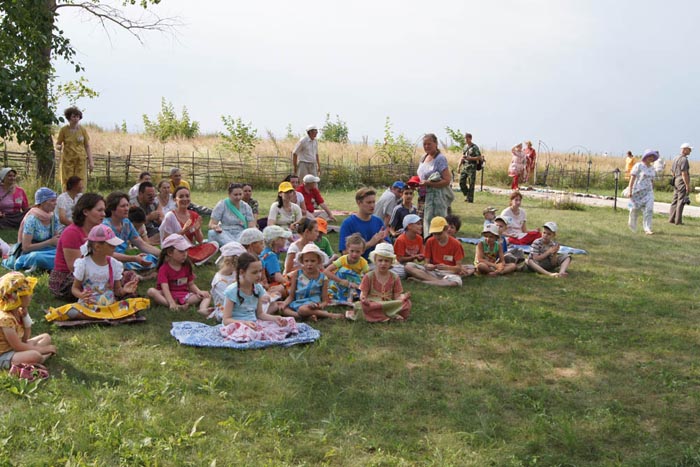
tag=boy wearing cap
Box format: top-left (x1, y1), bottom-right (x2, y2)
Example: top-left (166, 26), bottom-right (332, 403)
top-left (482, 207), bottom-right (497, 230)
top-left (293, 125), bottom-right (320, 179)
top-left (389, 186), bottom-right (417, 237)
top-left (392, 214), bottom-right (424, 278)
top-left (314, 217), bottom-right (339, 264)
top-left (375, 181), bottom-right (406, 227)
top-left (405, 216), bottom-right (470, 286)
top-left (297, 175), bottom-right (336, 222)
top-left (526, 222), bottom-right (571, 277)
top-left (261, 226), bottom-right (292, 287)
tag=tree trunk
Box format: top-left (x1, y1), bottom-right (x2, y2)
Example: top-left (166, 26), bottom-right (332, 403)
top-left (34, 0), bottom-right (57, 182)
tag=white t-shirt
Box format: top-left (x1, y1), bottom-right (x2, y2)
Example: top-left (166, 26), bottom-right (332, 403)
top-left (500, 206), bottom-right (527, 239)
top-left (268, 202), bottom-right (303, 229)
top-left (73, 256), bottom-right (124, 306)
top-left (56, 192), bottom-right (82, 224)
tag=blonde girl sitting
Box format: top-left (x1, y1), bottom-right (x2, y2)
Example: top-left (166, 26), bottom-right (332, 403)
top-left (349, 243), bottom-right (411, 322)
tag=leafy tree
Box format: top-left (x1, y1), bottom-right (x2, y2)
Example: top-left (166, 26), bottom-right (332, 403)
top-left (320, 113), bottom-right (349, 144)
top-left (0, 0), bottom-right (174, 180)
top-left (374, 117), bottom-right (414, 164)
top-left (142, 98), bottom-right (199, 141)
top-left (445, 126), bottom-right (466, 152)
top-left (220, 116), bottom-right (258, 161)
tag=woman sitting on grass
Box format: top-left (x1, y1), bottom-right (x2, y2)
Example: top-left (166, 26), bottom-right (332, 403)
top-left (500, 191), bottom-right (541, 245)
top-left (207, 183), bottom-right (255, 245)
top-left (6, 188), bottom-right (63, 272)
top-left (56, 176), bottom-right (83, 226)
top-left (283, 217), bottom-right (319, 275)
top-left (0, 168), bottom-right (29, 229)
top-left (159, 186), bottom-right (218, 266)
top-left (267, 181), bottom-right (303, 233)
top-left (102, 192), bottom-right (160, 274)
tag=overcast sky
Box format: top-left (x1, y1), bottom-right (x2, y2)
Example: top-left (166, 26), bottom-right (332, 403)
top-left (54, 0), bottom-right (700, 159)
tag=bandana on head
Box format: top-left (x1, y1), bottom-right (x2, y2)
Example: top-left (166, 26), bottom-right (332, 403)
top-left (0, 272), bottom-right (37, 312)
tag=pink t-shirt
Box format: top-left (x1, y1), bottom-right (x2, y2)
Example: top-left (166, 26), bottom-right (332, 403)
top-left (156, 262), bottom-right (195, 304)
top-left (54, 223), bottom-right (88, 273)
top-left (0, 186), bottom-right (28, 214)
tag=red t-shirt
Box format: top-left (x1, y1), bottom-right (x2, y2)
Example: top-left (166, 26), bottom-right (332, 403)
top-left (156, 262), bottom-right (195, 304)
top-left (54, 223), bottom-right (88, 273)
top-left (394, 233), bottom-right (424, 261)
top-left (296, 185), bottom-right (324, 213)
top-left (424, 236), bottom-right (464, 266)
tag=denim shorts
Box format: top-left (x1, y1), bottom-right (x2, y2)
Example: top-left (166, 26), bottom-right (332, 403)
top-left (0, 350), bottom-right (16, 370)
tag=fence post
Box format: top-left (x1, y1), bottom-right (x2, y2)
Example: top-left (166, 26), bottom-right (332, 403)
top-left (107, 151), bottom-right (111, 185)
top-left (206, 149), bottom-right (210, 189)
top-left (125, 146), bottom-right (132, 186)
top-left (146, 146), bottom-right (151, 172)
top-left (191, 151), bottom-right (195, 189)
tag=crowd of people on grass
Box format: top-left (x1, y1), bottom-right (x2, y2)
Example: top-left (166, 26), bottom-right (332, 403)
top-left (0, 114), bottom-right (694, 376)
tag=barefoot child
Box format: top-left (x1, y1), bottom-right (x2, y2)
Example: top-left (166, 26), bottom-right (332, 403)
top-left (349, 243), bottom-right (411, 322)
top-left (147, 234), bottom-right (210, 311)
top-left (525, 222), bottom-right (571, 277)
top-left (324, 233), bottom-right (369, 304)
top-left (219, 253), bottom-right (298, 342)
top-left (45, 225), bottom-right (148, 322)
top-left (282, 244), bottom-right (344, 320)
top-left (0, 272), bottom-right (55, 371)
top-left (475, 224), bottom-right (516, 276)
top-left (198, 241), bottom-right (245, 320)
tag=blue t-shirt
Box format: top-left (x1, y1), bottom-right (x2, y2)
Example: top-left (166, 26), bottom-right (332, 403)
top-left (103, 218), bottom-right (140, 254)
top-left (338, 214), bottom-right (385, 259)
top-left (223, 282), bottom-right (265, 321)
top-left (260, 247), bottom-right (281, 280)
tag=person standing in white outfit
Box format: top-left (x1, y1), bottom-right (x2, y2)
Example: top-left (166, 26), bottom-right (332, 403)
top-left (627, 149), bottom-right (659, 235)
top-left (292, 125), bottom-right (321, 179)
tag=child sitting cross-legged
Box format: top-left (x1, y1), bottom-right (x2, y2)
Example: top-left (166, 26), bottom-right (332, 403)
top-left (147, 234), bottom-right (210, 311)
top-left (0, 272), bottom-right (55, 371)
top-left (282, 243), bottom-right (344, 320)
top-left (525, 222), bottom-right (572, 277)
top-left (219, 253), bottom-right (298, 342)
top-left (198, 241), bottom-right (246, 320)
top-left (45, 225), bottom-right (148, 322)
top-left (405, 216), bottom-right (473, 286)
top-left (324, 233), bottom-right (369, 305)
top-left (347, 243), bottom-right (411, 322)
top-left (392, 214), bottom-right (424, 279)
top-left (474, 224), bottom-right (517, 276)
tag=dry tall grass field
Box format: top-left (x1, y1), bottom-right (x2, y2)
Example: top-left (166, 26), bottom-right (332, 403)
top-left (3, 125), bottom-right (698, 189)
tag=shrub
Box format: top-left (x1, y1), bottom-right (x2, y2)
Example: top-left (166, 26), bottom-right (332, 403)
top-left (142, 98), bottom-right (199, 141)
top-left (374, 117), bottom-right (414, 165)
top-left (445, 126), bottom-right (466, 152)
top-left (219, 116), bottom-right (258, 161)
top-left (320, 113), bottom-right (349, 144)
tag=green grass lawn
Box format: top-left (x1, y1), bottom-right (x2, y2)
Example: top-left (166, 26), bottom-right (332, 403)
top-left (1, 188), bottom-right (699, 466)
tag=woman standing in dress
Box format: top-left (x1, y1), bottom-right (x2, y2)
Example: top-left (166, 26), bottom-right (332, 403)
top-left (523, 141), bottom-right (537, 184)
top-left (0, 168), bottom-right (29, 229)
top-left (55, 106), bottom-right (93, 187)
top-left (160, 186), bottom-right (218, 265)
top-left (207, 183), bottom-right (255, 245)
top-left (627, 150), bottom-right (659, 235)
top-left (416, 133), bottom-right (454, 234)
top-left (508, 143), bottom-right (526, 190)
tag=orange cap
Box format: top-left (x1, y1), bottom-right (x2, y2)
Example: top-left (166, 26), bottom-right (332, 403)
top-left (316, 217), bottom-right (328, 234)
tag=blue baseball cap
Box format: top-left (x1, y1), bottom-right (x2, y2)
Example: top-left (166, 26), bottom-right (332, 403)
top-left (392, 181), bottom-right (406, 190)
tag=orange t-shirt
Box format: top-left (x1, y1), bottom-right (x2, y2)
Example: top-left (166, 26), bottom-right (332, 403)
top-left (394, 233), bottom-right (424, 261)
top-left (424, 236), bottom-right (464, 266)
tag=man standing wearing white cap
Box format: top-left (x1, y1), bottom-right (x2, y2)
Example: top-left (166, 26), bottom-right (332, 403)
top-left (669, 143), bottom-right (692, 225)
top-left (293, 125), bottom-right (321, 179)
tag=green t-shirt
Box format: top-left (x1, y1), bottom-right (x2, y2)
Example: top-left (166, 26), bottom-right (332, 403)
top-left (315, 235), bottom-right (334, 257)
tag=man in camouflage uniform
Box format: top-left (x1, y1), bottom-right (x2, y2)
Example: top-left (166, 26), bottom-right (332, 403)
top-left (458, 133), bottom-right (483, 203)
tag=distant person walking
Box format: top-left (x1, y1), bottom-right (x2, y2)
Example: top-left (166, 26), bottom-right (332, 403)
top-left (624, 151), bottom-right (636, 180)
top-left (627, 150), bottom-right (659, 235)
top-left (508, 143), bottom-right (526, 190)
top-left (523, 141), bottom-right (537, 184)
top-left (669, 143), bottom-right (692, 225)
top-left (457, 133), bottom-right (482, 203)
top-left (293, 125), bottom-right (321, 179)
top-left (55, 106), bottom-right (93, 188)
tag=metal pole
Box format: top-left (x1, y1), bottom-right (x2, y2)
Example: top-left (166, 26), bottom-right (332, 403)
top-left (613, 169), bottom-right (620, 211)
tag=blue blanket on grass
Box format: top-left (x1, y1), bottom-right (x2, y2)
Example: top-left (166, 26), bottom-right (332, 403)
top-left (458, 238), bottom-right (588, 255)
top-left (170, 321), bottom-right (320, 349)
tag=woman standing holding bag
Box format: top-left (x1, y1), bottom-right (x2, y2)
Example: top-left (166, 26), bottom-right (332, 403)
top-left (416, 133), bottom-right (454, 234)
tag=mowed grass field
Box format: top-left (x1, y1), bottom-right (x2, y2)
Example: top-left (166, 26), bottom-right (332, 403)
top-left (0, 188), bottom-right (699, 466)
